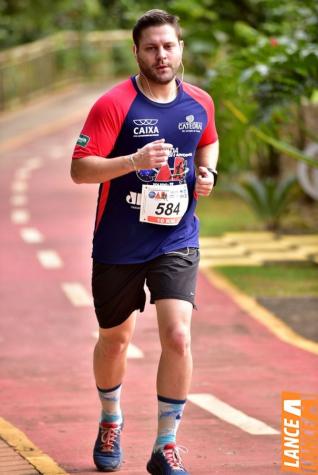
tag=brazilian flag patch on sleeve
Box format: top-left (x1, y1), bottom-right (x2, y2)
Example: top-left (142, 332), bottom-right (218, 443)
top-left (76, 134), bottom-right (90, 147)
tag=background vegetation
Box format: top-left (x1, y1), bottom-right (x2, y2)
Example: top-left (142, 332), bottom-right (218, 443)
top-left (217, 264), bottom-right (318, 297)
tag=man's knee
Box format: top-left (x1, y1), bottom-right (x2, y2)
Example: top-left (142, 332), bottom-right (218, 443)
top-left (96, 330), bottom-right (130, 358)
top-left (162, 326), bottom-right (191, 356)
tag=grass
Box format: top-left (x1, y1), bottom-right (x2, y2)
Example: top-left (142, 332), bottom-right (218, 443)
top-left (215, 264), bottom-right (318, 297)
top-left (196, 191), bottom-right (261, 236)
top-left (196, 191), bottom-right (318, 236)
top-left (197, 191), bottom-right (318, 298)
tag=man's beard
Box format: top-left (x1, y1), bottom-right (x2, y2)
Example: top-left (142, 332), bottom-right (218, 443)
top-left (137, 55), bottom-right (180, 85)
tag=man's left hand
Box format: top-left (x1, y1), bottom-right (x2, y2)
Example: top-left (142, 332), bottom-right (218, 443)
top-left (194, 166), bottom-right (214, 196)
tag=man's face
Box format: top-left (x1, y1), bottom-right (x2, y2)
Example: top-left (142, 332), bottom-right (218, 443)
top-left (135, 24), bottom-right (183, 85)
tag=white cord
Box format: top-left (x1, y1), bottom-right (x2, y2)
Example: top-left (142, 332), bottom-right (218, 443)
top-left (165, 247), bottom-right (192, 256)
top-left (138, 61), bottom-right (184, 101)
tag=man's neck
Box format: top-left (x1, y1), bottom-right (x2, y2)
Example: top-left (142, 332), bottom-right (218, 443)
top-left (136, 74), bottom-right (178, 103)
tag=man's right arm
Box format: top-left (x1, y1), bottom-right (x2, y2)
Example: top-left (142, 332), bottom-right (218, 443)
top-left (71, 154), bottom-right (133, 184)
top-left (70, 139), bottom-right (172, 184)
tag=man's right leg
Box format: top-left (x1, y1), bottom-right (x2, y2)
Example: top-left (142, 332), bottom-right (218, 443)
top-left (94, 311), bottom-right (137, 391)
top-left (91, 260), bottom-right (146, 471)
top-left (93, 312), bottom-right (136, 472)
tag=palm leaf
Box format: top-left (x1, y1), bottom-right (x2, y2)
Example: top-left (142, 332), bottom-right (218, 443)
top-left (227, 174), bottom-right (298, 229)
top-left (223, 100), bottom-right (318, 168)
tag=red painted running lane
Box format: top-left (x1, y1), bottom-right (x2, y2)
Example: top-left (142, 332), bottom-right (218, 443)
top-left (1, 121), bottom-right (318, 475)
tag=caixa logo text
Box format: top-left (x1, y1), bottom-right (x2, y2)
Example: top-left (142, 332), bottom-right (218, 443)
top-left (133, 119), bottom-right (159, 137)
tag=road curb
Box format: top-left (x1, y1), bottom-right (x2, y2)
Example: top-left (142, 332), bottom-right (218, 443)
top-left (201, 267), bottom-right (318, 355)
top-left (0, 417), bottom-right (69, 474)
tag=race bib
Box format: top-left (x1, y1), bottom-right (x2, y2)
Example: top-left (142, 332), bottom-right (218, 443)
top-left (140, 184), bottom-right (189, 226)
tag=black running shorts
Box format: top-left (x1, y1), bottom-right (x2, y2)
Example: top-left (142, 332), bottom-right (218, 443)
top-left (92, 248), bottom-right (200, 329)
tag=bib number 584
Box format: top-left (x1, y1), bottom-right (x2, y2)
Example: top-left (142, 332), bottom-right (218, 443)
top-left (155, 202), bottom-right (180, 216)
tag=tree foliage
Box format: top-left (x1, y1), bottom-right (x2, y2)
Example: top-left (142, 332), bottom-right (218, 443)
top-left (0, 0), bottom-right (174, 49)
top-left (227, 175), bottom-right (299, 230)
top-left (171, 0), bottom-right (318, 174)
top-left (2, 0), bottom-right (317, 179)
top-left (0, 0), bottom-right (102, 48)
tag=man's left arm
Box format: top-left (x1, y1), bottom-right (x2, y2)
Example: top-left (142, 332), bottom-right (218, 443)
top-left (194, 140), bottom-right (219, 196)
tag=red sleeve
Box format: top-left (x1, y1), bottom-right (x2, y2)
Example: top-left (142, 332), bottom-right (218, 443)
top-left (183, 83), bottom-right (218, 148)
top-left (198, 95), bottom-right (218, 147)
top-left (72, 79), bottom-right (137, 159)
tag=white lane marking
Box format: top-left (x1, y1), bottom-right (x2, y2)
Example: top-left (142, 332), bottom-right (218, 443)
top-left (127, 343), bottom-right (144, 359)
top-left (92, 331), bottom-right (144, 359)
top-left (11, 209), bottom-right (30, 224)
top-left (62, 282), bottom-right (93, 306)
top-left (188, 393), bottom-right (279, 435)
top-left (37, 250), bottom-right (63, 268)
top-left (11, 195), bottom-right (28, 206)
top-left (25, 157), bottom-right (43, 170)
top-left (20, 227), bottom-right (44, 244)
top-left (15, 168), bottom-right (32, 180)
top-left (11, 181), bottom-right (28, 193)
top-left (50, 146), bottom-right (64, 160)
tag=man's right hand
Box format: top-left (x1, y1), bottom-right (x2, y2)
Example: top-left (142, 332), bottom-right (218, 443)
top-left (133, 139), bottom-right (173, 170)
top-left (71, 139), bottom-right (173, 185)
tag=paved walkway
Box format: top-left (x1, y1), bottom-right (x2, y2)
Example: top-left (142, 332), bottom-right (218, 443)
top-left (1, 86), bottom-right (318, 475)
top-left (0, 438), bottom-right (39, 475)
top-left (200, 233), bottom-right (318, 267)
top-left (0, 417), bottom-right (65, 475)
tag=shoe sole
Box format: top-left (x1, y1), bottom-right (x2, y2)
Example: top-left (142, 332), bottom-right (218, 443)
top-left (147, 459), bottom-right (188, 474)
top-left (95, 462), bottom-right (122, 472)
top-left (146, 460), bottom-right (160, 475)
top-left (94, 453), bottom-right (123, 473)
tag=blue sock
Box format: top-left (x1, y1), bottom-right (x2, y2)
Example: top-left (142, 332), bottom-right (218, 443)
top-left (154, 395), bottom-right (186, 451)
top-left (97, 384), bottom-right (123, 424)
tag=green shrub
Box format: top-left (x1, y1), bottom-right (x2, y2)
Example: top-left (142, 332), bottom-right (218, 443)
top-left (227, 175), bottom-right (299, 230)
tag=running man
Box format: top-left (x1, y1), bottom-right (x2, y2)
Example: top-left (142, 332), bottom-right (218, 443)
top-left (71, 9), bottom-right (219, 474)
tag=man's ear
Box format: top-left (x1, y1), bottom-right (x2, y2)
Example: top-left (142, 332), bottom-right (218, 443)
top-left (179, 40), bottom-right (184, 53)
top-left (133, 44), bottom-right (138, 57)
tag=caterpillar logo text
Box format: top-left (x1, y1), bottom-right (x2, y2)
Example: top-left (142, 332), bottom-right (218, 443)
top-left (178, 115), bottom-right (203, 133)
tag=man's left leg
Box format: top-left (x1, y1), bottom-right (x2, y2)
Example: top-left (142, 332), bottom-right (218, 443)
top-left (147, 298), bottom-right (192, 474)
top-left (156, 298), bottom-right (192, 400)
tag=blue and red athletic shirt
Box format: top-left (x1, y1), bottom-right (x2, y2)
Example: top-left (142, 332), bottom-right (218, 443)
top-left (72, 76), bottom-right (218, 264)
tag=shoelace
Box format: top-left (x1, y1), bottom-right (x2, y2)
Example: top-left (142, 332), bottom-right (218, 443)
top-left (100, 424), bottom-right (120, 452)
top-left (163, 445), bottom-right (188, 470)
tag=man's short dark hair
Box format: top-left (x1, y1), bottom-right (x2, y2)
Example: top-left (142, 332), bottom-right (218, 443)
top-left (133, 9), bottom-right (181, 48)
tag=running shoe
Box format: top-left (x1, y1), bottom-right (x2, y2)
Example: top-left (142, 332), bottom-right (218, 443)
top-left (93, 421), bottom-right (123, 472)
top-left (146, 443), bottom-right (189, 474)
